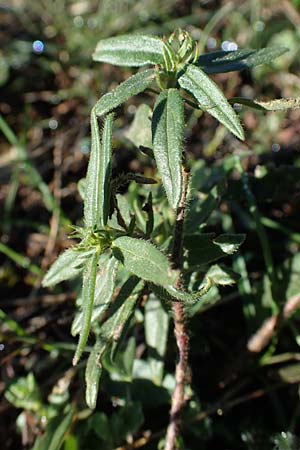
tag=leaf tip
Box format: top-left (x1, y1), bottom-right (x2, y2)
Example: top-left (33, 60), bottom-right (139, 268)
top-left (72, 356), bottom-right (79, 366)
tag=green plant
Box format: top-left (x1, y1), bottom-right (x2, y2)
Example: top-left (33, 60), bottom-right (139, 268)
top-left (42, 29), bottom-right (295, 449)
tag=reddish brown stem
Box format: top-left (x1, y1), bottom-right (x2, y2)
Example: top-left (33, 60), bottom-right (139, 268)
top-left (165, 164), bottom-right (190, 450)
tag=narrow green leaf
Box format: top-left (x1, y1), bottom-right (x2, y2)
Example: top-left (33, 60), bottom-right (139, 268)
top-left (145, 294), bottom-right (169, 385)
top-left (73, 252), bottom-right (98, 366)
top-left (152, 277), bottom-right (212, 305)
top-left (32, 407), bottom-right (75, 450)
top-left (71, 255), bottom-right (118, 336)
top-left (84, 112), bottom-right (113, 228)
top-left (152, 88), bottom-right (184, 209)
top-left (85, 339), bottom-right (103, 410)
top-left (206, 264), bottom-right (240, 285)
top-left (125, 104), bottom-right (153, 149)
top-left (195, 46), bottom-right (288, 74)
top-left (178, 65), bottom-right (244, 140)
top-left (231, 97), bottom-right (300, 111)
top-left (112, 236), bottom-right (178, 286)
top-left (94, 69), bottom-right (155, 117)
top-left (42, 248), bottom-right (93, 287)
top-left (85, 277), bottom-right (143, 408)
top-left (93, 34), bottom-right (164, 67)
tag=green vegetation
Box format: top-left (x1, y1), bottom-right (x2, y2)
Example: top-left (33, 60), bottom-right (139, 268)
top-left (1, 2), bottom-right (300, 449)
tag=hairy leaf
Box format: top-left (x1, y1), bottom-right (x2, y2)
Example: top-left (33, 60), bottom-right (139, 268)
top-left (85, 339), bottom-right (103, 410)
top-left (112, 236), bottom-right (178, 286)
top-left (84, 111), bottom-right (113, 228)
top-left (73, 252), bottom-right (98, 365)
top-left (231, 97), bottom-right (300, 111)
top-left (85, 277), bottom-right (143, 408)
top-left (94, 69), bottom-right (156, 117)
top-left (178, 65), bottom-right (244, 140)
top-left (71, 255), bottom-right (118, 336)
top-left (152, 88), bottom-right (184, 209)
top-left (93, 34), bottom-right (164, 67)
top-left (152, 277), bottom-right (212, 305)
top-left (145, 294), bottom-right (169, 385)
top-left (195, 46), bottom-right (288, 74)
top-left (42, 248), bottom-right (94, 287)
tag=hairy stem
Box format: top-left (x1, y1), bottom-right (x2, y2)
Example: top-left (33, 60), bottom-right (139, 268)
top-left (165, 163), bottom-right (190, 450)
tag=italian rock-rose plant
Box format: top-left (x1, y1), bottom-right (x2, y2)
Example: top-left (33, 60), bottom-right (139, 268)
top-left (43, 29), bottom-right (293, 449)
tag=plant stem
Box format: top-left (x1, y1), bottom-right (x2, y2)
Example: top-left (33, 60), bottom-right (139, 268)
top-left (165, 163), bottom-right (190, 450)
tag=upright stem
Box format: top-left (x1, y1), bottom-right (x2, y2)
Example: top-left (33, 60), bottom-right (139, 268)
top-left (165, 163), bottom-right (190, 450)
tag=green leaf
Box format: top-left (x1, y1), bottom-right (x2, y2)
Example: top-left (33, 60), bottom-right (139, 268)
top-left (84, 111), bottom-right (113, 228)
top-left (73, 252), bottom-right (98, 365)
top-left (178, 64), bottom-right (244, 140)
top-left (112, 236), bottom-right (178, 286)
top-left (152, 277), bottom-right (212, 305)
top-left (32, 407), bottom-right (75, 450)
top-left (125, 104), bottom-right (153, 149)
top-left (94, 69), bottom-right (155, 117)
top-left (213, 234), bottom-right (245, 254)
top-left (145, 294), bottom-right (169, 385)
top-left (195, 46), bottom-right (288, 74)
top-left (71, 255), bottom-right (118, 336)
top-left (85, 277), bottom-right (143, 408)
top-left (152, 88), bottom-right (185, 209)
top-left (206, 264), bottom-right (240, 285)
top-left (185, 233), bottom-right (245, 267)
top-left (103, 336), bottom-right (136, 381)
top-left (230, 97), bottom-right (300, 111)
top-left (93, 34), bottom-right (164, 67)
top-left (85, 339), bottom-right (103, 410)
top-left (42, 248), bottom-right (93, 288)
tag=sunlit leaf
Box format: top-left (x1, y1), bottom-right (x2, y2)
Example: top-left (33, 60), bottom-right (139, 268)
top-left (112, 236), bottom-right (178, 286)
top-left (73, 252), bottom-right (98, 365)
top-left (206, 264), bottom-right (240, 285)
top-left (42, 248), bottom-right (93, 288)
top-left (84, 112), bottom-right (113, 228)
top-left (178, 64), bottom-right (244, 140)
top-left (93, 34), bottom-right (164, 67)
top-left (94, 69), bottom-right (156, 117)
top-left (231, 96), bottom-right (300, 111)
top-left (71, 255), bottom-right (118, 336)
top-left (85, 339), bottom-right (103, 410)
top-left (213, 234), bottom-right (245, 254)
top-left (152, 88), bottom-right (184, 209)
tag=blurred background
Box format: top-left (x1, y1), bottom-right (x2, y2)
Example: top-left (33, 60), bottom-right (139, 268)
top-left (1, 1), bottom-right (300, 449)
